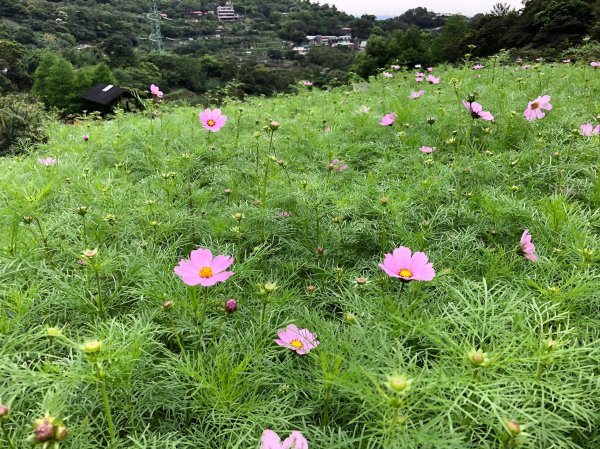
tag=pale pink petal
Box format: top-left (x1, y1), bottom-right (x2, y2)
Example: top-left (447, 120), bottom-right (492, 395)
top-left (190, 249), bottom-right (213, 269)
top-left (261, 430), bottom-right (283, 449)
top-left (392, 247), bottom-right (412, 268)
top-left (479, 111), bottom-right (494, 121)
top-left (210, 255), bottom-right (234, 273)
top-left (198, 271), bottom-right (233, 286)
top-left (282, 431), bottom-right (308, 449)
top-left (471, 102), bottom-right (483, 114)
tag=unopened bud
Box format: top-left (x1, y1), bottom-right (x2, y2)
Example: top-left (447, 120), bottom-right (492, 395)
top-left (82, 340), bottom-right (101, 354)
top-left (34, 418), bottom-right (55, 442)
top-left (269, 121), bottom-right (280, 130)
top-left (82, 248), bottom-right (98, 258)
top-left (223, 188), bottom-right (232, 195)
top-left (306, 285), bottom-right (316, 294)
top-left (264, 282), bottom-right (277, 293)
top-left (0, 405), bottom-right (9, 419)
top-left (23, 216), bottom-right (34, 224)
top-left (427, 116), bottom-right (436, 125)
top-left (316, 246), bottom-right (325, 255)
top-left (162, 300), bottom-right (174, 311)
top-left (76, 206), bottom-right (88, 216)
top-left (54, 425), bottom-right (68, 441)
top-left (506, 420), bottom-right (521, 435)
top-left (225, 298), bottom-right (238, 313)
top-left (355, 277), bottom-right (367, 285)
top-left (83, 134), bottom-right (89, 142)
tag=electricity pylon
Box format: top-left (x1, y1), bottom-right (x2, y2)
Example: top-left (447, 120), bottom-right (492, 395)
top-left (147, 0), bottom-right (163, 53)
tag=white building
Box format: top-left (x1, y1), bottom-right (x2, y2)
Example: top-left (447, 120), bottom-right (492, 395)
top-left (217, 2), bottom-right (240, 22)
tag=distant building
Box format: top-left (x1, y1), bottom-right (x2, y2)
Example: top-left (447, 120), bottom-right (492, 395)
top-left (80, 83), bottom-right (138, 114)
top-left (217, 2), bottom-right (240, 22)
top-left (292, 46), bottom-right (309, 55)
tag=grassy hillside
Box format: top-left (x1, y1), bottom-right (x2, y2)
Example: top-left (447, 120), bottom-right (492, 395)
top-left (0, 62), bottom-right (600, 448)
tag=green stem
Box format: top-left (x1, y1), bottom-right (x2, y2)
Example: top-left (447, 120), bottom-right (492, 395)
top-left (169, 316), bottom-right (186, 355)
top-left (93, 267), bottom-right (105, 319)
top-left (315, 205), bottom-right (321, 248)
top-left (96, 363), bottom-right (115, 445)
top-left (82, 216), bottom-right (88, 243)
top-left (35, 218), bottom-right (50, 252)
top-left (381, 209), bottom-right (387, 257)
top-left (260, 159), bottom-right (270, 241)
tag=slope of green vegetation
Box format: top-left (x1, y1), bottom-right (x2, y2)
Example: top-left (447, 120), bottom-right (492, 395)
top-left (0, 61), bottom-right (599, 448)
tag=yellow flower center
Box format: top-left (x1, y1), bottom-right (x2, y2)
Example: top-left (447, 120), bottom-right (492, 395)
top-left (531, 102), bottom-right (539, 110)
top-left (290, 339), bottom-right (303, 349)
top-left (399, 269), bottom-right (413, 278)
top-left (207, 119), bottom-right (216, 127)
top-left (199, 266), bottom-right (213, 278)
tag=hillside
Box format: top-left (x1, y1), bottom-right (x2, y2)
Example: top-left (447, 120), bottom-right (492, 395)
top-left (0, 61), bottom-right (599, 448)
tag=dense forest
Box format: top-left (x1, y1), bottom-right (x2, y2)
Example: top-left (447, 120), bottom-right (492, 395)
top-left (1, 0), bottom-right (599, 117)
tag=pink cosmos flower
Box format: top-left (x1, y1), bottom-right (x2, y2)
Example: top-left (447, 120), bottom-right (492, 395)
top-left (427, 67), bottom-right (433, 72)
top-left (522, 64), bottom-right (531, 69)
top-left (379, 246), bottom-right (435, 281)
top-left (302, 81), bottom-right (313, 86)
top-left (420, 146), bottom-right (434, 153)
top-left (275, 324), bottom-right (319, 355)
top-left (328, 159), bottom-right (347, 172)
top-left (380, 113), bottom-right (396, 126)
top-left (415, 77), bottom-right (424, 82)
top-left (473, 64), bottom-right (485, 70)
top-left (462, 101), bottom-right (494, 121)
top-left (261, 430), bottom-right (308, 449)
top-left (37, 157), bottom-right (58, 166)
top-left (409, 90), bottom-right (425, 99)
top-left (523, 95), bottom-right (552, 121)
top-left (383, 72), bottom-right (393, 78)
top-left (591, 61), bottom-right (599, 68)
top-left (579, 123), bottom-right (600, 136)
top-left (390, 64), bottom-right (401, 70)
top-left (520, 229), bottom-right (538, 262)
top-left (174, 248), bottom-right (234, 286)
top-left (150, 84), bottom-right (163, 98)
top-left (199, 108), bottom-right (227, 132)
top-left (415, 72), bottom-right (425, 78)
top-left (426, 75), bottom-right (440, 84)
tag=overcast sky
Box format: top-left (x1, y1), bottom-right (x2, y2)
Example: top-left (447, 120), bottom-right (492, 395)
top-left (315, 0), bottom-right (524, 17)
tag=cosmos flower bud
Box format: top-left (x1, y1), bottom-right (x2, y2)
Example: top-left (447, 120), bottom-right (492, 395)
top-left (316, 246), bottom-right (325, 255)
top-left (162, 300), bottom-right (174, 311)
top-left (76, 206), bottom-right (88, 216)
top-left (223, 188), bottom-right (232, 195)
top-left (385, 374), bottom-right (413, 393)
top-left (23, 216), bottom-right (34, 224)
top-left (46, 327), bottom-right (61, 337)
top-left (427, 116), bottom-right (436, 125)
top-left (466, 93), bottom-right (477, 103)
top-left (82, 340), bottom-right (101, 355)
top-left (468, 349), bottom-right (489, 366)
top-left (83, 134), bottom-right (89, 142)
top-left (225, 298), bottom-right (238, 313)
top-left (306, 285), bottom-right (316, 294)
top-left (269, 121), bottom-right (280, 130)
top-left (54, 425), bottom-right (68, 441)
top-left (82, 248), bottom-right (98, 258)
top-left (34, 418), bottom-right (55, 442)
top-left (505, 420), bottom-right (521, 435)
top-left (234, 212), bottom-right (244, 221)
top-left (380, 196), bottom-right (389, 206)
top-left (0, 404), bottom-right (9, 419)
top-left (355, 276), bottom-right (367, 285)
top-left (344, 312), bottom-right (356, 323)
top-left (264, 282), bottom-right (277, 293)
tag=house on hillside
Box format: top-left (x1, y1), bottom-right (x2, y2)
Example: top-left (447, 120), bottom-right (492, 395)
top-left (80, 83), bottom-right (138, 113)
top-left (217, 2), bottom-right (240, 22)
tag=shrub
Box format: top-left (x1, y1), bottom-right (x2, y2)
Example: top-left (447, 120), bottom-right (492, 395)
top-left (0, 94), bottom-right (51, 155)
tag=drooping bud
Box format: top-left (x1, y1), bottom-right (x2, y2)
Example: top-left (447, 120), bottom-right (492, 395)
top-left (23, 216), bottom-right (34, 224)
top-left (225, 298), bottom-right (238, 313)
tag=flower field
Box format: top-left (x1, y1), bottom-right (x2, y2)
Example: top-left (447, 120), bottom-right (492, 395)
top-left (1, 60), bottom-right (599, 448)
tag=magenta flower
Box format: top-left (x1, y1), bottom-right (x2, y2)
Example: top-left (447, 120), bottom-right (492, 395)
top-left (415, 72), bottom-right (425, 77)
top-left (426, 75), bottom-right (440, 84)
top-left (420, 146), bottom-right (434, 153)
top-left (150, 84), bottom-right (163, 98)
top-left (427, 67), bottom-right (433, 72)
top-left (591, 61), bottom-right (599, 68)
top-left (415, 77), bottom-right (424, 82)
top-left (383, 72), bottom-right (393, 78)
top-left (580, 123), bottom-right (600, 136)
top-left (520, 230), bottom-right (538, 262)
top-left (83, 134), bottom-right (89, 142)
top-left (391, 64), bottom-right (401, 70)
top-left (462, 101), bottom-right (494, 121)
top-left (199, 108), bottom-right (227, 132)
top-left (380, 113), bottom-right (396, 126)
top-left (37, 157), bottom-right (58, 166)
top-left (275, 324), bottom-right (319, 355)
top-left (261, 430), bottom-right (308, 449)
top-left (379, 246), bottom-right (435, 281)
top-left (174, 248), bottom-right (234, 286)
top-left (409, 90), bottom-right (425, 99)
top-left (524, 95), bottom-right (552, 121)
top-left (302, 81), bottom-right (313, 86)
top-left (522, 64), bottom-right (531, 69)
top-left (473, 64), bottom-right (485, 70)
top-left (327, 159), bottom-right (347, 172)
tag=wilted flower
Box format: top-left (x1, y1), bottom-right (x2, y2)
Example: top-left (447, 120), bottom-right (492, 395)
top-left (174, 248), bottom-right (234, 287)
top-left (520, 229), bottom-right (538, 262)
top-left (524, 95), bottom-right (552, 121)
top-left (380, 113), bottom-right (397, 126)
top-left (150, 84), bottom-right (163, 98)
top-left (379, 247), bottom-right (435, 281)
top-left (463, 100), bottom-right (494, 121)
top-left (37, 157), bottom-right (58, 166)
top-left (409, 90), bottom-right (425, 99)
top-left (260, 429), bottom-right (308, 449)
top-left (327, 159), bottom-right (347, 172)
top-left (199, 108), bottom-right (227, 132)
top-left (275, 323), bottom-right (320, 355)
